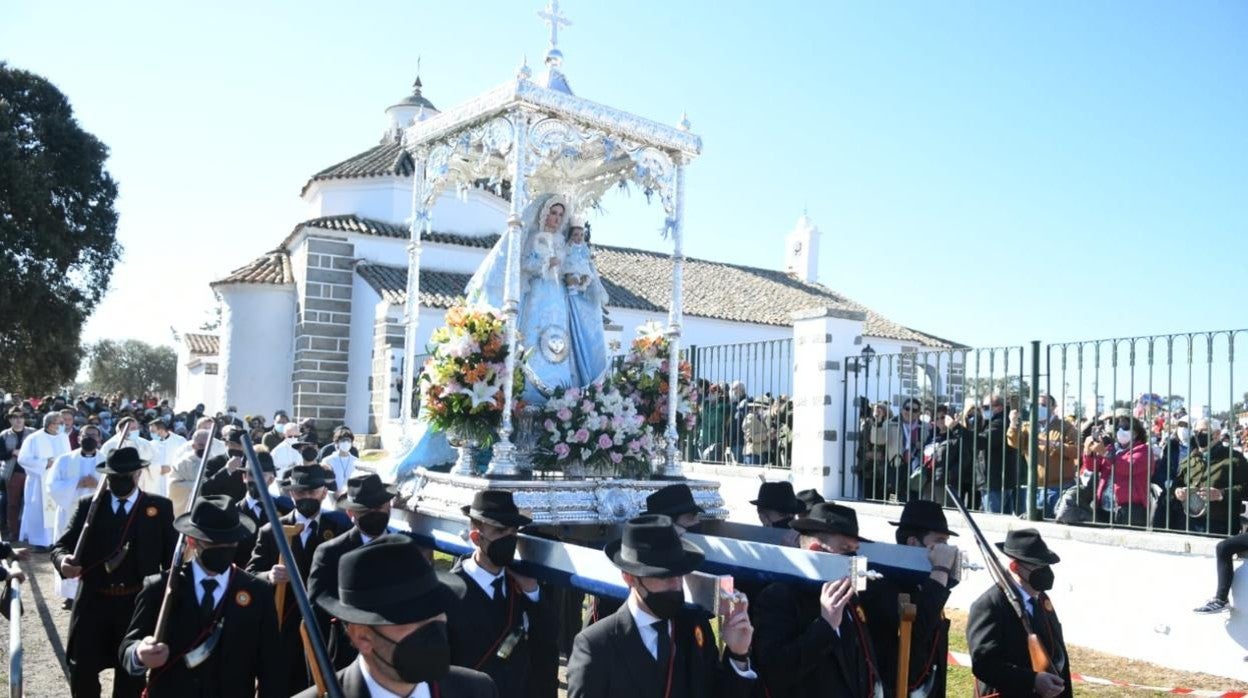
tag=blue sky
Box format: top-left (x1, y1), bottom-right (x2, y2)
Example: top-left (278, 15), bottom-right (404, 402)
top-left (3, 0), bottom-right (1245, 355)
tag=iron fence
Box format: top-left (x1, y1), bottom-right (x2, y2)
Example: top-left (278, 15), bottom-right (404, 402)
top-left (840, 329), bottom-right (1248, 538)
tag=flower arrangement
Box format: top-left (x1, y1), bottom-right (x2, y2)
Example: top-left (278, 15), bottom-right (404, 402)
top-left (612, 322), bottom-right (699, 446)
top-left (535, 382), bottom-right (653, 477)
top-left (421, 304), bottom-right (524, 447)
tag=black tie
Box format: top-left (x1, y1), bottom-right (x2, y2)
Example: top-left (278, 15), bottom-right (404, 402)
top-left (306, 519), bottom-right (318, 543)
top-left (200, 579), bottom-right (219, 621)
top-left (653, 620), bottom-right (670, 666)
top-left (491, 576), bottom-right (506, 602)
top-left (115, 498), bottom-right (127, 517)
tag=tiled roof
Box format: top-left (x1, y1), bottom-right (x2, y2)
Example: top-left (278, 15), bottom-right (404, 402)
top-left (353, 247), bottom-right (956, 348)
top-left (184, 333), bottom-right (219, 356)
top-left (283, 215), bottom-right (500, 250)
top-left (302, 142), bottom-right (412, 195)
top-left (211, 250), bottom-right (293, 287)
top-left (356, 264), bottom-right (471, 308)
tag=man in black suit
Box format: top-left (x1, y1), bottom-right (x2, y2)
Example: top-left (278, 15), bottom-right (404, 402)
top-left (51, 447), bottom-right (177, 698)
top-left (309, 473), bottom-right (398, 670)
top-left (752, 502), bottom-right (883, 698)
top-left (247, 464), bottom-right (352, 693)
top-left (751, 481), bottom-right (807, 529)
top-left (297, 534), bottom-right (498, 697)
top-left (232, 450), bottom-right (293, 567)
top-left (967, 529), bottom-right (1072, 698)
top-left (447, 490), bottom-right (558, 698)
top-left (200, 427), bottom-right (247, 502)
top-left (120, 495), bottom-right (285, 696)
top-left (861, 499), bottom-right (961, 698)
top-left (567, 514), bottom-right (756, 698)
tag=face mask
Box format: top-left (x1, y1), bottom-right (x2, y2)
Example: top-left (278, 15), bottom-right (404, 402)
top-left (337, 440), bottom-right (352, 453)
top-left (1177, 428), bottom-right (1191, 442)
top-left (982, 409), bottom-right (993, 421)
top-left (1195, 432), bottom-right (1210, 449)
top-left (80, 437), bottom-right (99, 453)
top-left (357, 510), bottom-right (389, 537)
top-left (48, 424), bottom-right (62, 435)
top-left (294, 498), bottom-right (322, 518)
top-left (286, 436), bottom-right (298, 444)
top-left (769, 516), bottom-right (793, 530)
top-left (370, 621), bottom-right (450, 684)
top-left (150, 432), bottom-right (163, 442)
top-left (639, 584), bottom-right (685, 620)
top-left (483, 533), bottom-right (518, 568)
top-left (1116, 429), bottom-right (1133, 446)
top-left (108, 474), bottom-right (136, 497)
top-left (246, 482), bottom-right (264, 501)
top-left (1036, 407), bottom-right (1049, 422)
top-left (1027, 565), bottom-right (1055, 592)
top-left (196, 545), bottom-right (236, 575)
top-left (194, 448), bottom-right (205, 459)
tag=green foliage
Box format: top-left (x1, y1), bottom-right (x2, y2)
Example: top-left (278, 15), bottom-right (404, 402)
top-left (0, 62), bottom-right (120, 394)
top-left (86, 339), bottom-right (177, 396)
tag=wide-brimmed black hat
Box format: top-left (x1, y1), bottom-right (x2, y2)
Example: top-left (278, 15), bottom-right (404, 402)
top-left (605, 514), bottom-right (705, 578)
top-left (642, 484), bottom-right (704, 518)
top-left (96, 447), bottom-right (149, 474)
top-left (791, 502), bottom-right (865, 540)
top-left (174, 494), bottom-right (255, 543)
top-left (254, 451), bottom-right (276, 475)
top-left (318, 534), bottom-right (464, 625)
top-left (995, 528), bottom-right (1060, 566)
top-left (461, 490), bottom-right (532, 528)
top-left (339, 473), bottom-right (398, 512)
top-left (750, 481), bottom-right (806, 514)
top-left (889, 500), bottom-right (958, 537)
top-left (796, 489), bottom-right (825, 509)
top-left (280, 464), bottom-right (333, 491)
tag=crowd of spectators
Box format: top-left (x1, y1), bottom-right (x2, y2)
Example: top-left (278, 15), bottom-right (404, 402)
top-left (688, 380), bottom-right (794, 467)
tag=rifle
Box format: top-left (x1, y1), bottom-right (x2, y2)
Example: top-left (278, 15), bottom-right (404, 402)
top-left (944, 484), bottom-right (1054, 675)
top-left (150, 422), bottom-right (219, 647)
top-left (69, 477), bottom-right (110, 566)
top-left (239, 431), bottom-right (342, 698)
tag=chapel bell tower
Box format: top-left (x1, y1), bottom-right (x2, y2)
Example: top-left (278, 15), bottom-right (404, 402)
top-left (785, 213), bottom-right (821, 283)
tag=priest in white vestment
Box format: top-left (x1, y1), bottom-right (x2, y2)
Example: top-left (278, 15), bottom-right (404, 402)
top-left (47, 426), bottom-right (102, 601)
top-left (168, 428), bottom-right (212, 514)
top-left (269, 422), bottom-right (304, 482)
top-left (17, 413), bottom-right (69, 547)
top-left (141, 419), bottom-right (185, 497)
top-left (99, 417), bottom-right (157, 463)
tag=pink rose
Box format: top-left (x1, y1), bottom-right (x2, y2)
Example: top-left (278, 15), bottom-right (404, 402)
top-left (597, 433), bottom-right (613, 449)
top-left (557, 408), bottom-right (573, 422)
top-left (581, 400), bottom-right (594, 412)
top-left (627, 440), bottom-right (640, 452)
top-left (574, 428), bottom-right (590, 444)
top-left (609, 452), bottom-right (623, 464)
top-left (566, 388), bottom-right (581, 400)
top-left (544, 419), bottom-right (556, 431)
top-left (553, 442), bottom-right (571, 459)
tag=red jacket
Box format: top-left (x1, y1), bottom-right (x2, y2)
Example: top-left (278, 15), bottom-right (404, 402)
top-left (1083, 442), bottom-right (1152, 507)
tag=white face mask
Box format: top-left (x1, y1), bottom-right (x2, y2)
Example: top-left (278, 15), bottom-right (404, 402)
top-left (337, 440), bottom-right (351, 452)
top-left (1036, 407), bottom-right (1049, 422)
top-left (982, 408), bottom-right (994, 421)
top-left (1177, 427), bottom-right (1191, 442)
top-left (48, 424), bottom-right (61, 435)
top-left (1116, 429), bottom-right (1133, 446)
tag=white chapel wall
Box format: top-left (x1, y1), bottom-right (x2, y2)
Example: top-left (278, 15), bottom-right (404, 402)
top-left (216, 284), bottom-right (296, 418)
top-left (305, 180), bottom-right (509, 235)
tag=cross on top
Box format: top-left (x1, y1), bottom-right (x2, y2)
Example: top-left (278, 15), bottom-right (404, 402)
top-left (536, 0), bottom-right (571, 50)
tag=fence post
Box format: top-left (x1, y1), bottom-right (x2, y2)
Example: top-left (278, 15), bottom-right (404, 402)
top-left (1027, 340), bottom-right (1041, 521)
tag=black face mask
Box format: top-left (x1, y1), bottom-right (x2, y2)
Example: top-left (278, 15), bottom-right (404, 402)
top-left (294, 498), bottom-right (322, 518)
top-left (108, 474), bottom-right (136, 497)
top-left (1195, 432), bottom-right (1210, 449)
top-left (1027, 565), bottom-right (1055, 592)
top-left (371, 621), bottom-right (450, 684)
top-left (196, 545), bottom-right (236, 574)
top-left (80, 437), bottom-right (98, 454)
top-left (357, 510), bottom-right (389, 538)
top-left (484, 534), bottom-right (518, 568)
top-left (639, 584), bottom-right (685, 620)
top-left (770, 516), bottom-right (793, 530)
top-left (194, 448), bottom-right (205, 459)
top-left (246, 482), bottom-right (264, 501)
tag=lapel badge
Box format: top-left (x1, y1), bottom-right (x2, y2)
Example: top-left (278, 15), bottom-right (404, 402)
top-left (145, 506), bottom-right (158, 518)
top-left (323, 529), bottom-right (335, 541)
top-left (693, 625), bottom-right (705, 649)
top-left (235, 590), bottom-right (252, 607)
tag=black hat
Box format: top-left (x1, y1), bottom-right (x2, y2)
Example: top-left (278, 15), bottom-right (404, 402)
top-left (254, 451), bottom-right (276, 475)
top-left (174, 494), bottom-right (256, 543)
top-left (795, 489), bottom-right (825, 509)
top-left (223, 427), bottom-right (244, 445)
top-left (750, 481), bottom-right (806, 515)
top-left (605, 515), bottom-right (704, 578)
top-left (339, 474), bottom-right (398, 512)
top-left (642, 484), bottom-right (704, 518)
top-left (995, 528), bottom-right (1060, 566)
top-left (317, 534), bottom-right (464, 625)
top-left (791, 503), bottom-right (864, 540)
top-left (281, 464), bottom-right (333, 491)
top-left (461, 490), bottom-right (532, 528)
top-left (96, 447), bottom-right (149, 474)
top-left (889, 500), bottom-right (958, 537)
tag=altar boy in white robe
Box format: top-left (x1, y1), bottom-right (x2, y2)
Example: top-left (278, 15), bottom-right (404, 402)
top-left (16, 412), bottom-right (69, 549)
top-left (47, 425), bottom-right (103, 606)
top-left (141, 419), bottom-right (184, 497)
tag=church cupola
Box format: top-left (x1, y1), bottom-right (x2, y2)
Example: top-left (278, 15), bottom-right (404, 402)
top-left (384, 68), bottom-right (439, 143)
top-left (785, 212), bottom-right (821, 283)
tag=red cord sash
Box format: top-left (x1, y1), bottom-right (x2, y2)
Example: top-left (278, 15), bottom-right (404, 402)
top-left (80, 492), bottom-right (145, 576)
top-left (473, 577), bottom-right (519, 670)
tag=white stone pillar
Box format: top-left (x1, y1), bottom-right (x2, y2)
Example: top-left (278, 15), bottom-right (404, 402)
top-left (789, 307), bottom-right (867, 500)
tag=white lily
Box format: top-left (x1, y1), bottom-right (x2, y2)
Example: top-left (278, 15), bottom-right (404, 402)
top-left (460, 381), bottom-right (499, 410)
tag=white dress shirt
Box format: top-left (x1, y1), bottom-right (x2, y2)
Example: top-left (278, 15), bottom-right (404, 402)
top-left (462, 556), bottom-right (540, 602)
top-left (625, 594), bottom-right (755, 677)
top-left (357, 656), bottom-right (430, 698)
top-left (243, 494), bottom-right (265, 521)
top-left (191, 557), bottom-right (232, 611)
top-left (111, 490), bottom-right (137, 517)
top-left (294, 509), bottom-right (323, 547)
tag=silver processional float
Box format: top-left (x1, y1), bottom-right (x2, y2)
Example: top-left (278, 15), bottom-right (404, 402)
top-left (375, 0), bottom-right (942, 618)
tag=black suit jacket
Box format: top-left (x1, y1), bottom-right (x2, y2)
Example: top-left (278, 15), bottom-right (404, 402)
top-left (233, 495), bottom-right (293, 568)
top-left (860, 574), bottom-right (951, 697)
top-left (309, 527), bottom-right (369, 670)
top-left (120, 563), bottom-right (285, 697)
top-left (966, 585), bottom-right (1072, 698)
top-left (292, 662), bottom-right (498, 698)
top-left (566, 601), bottom-right (754, 698)
top-left (753, 581), bottom-right (883, 698)
top-left (200, 454), bottom-right (246, 501)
